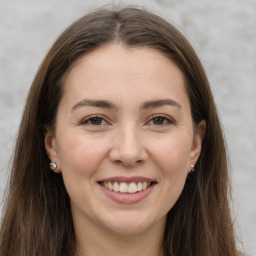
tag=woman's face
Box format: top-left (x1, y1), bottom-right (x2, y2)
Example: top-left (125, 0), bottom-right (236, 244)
top-left (45, 44), bottom-right (205, 236)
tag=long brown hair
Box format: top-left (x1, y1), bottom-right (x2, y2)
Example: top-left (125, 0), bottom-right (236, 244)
top-left (0, 6), bottom-right (238, 256)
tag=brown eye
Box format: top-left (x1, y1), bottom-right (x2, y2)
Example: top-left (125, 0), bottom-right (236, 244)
top-left (90, 117), bottom-right (103, 125)
top-left (148, 115), bottom-right (173, 126)
top-left (152, 117), bottom-right (165, 125)
top-left (81, 116), bottom-right (107, 126)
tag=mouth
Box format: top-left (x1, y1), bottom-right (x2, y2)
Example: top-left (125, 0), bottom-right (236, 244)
top-left (98, 177), bottom-right (157, 204)
top-left (99, 181), bottom-right (153, 194)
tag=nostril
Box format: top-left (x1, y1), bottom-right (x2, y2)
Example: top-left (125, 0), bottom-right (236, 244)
top-left (111, 157), bottom-right (144, 167)
top-left (122, 159), bottom-right (144, 167)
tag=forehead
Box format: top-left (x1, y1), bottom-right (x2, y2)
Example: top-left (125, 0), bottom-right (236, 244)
top-left (61, 44), bottom-right (189, 110)
top-left (68, 44), bottom-right (181, 76)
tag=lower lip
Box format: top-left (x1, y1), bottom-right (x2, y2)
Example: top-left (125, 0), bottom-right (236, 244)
top-left (99, 184), bottom-right (156, 204)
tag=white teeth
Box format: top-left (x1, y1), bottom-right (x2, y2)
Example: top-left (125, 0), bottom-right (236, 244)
top-left (120, 182), bottom-right (128, 193)
top-left (142, 181), bottom-right (147, 190)
top-left (108, 181), bottom-right (113, 190)
top-left (137, 182), bottom-right (143, 192)
top-left (102, 181), bottom-right (152, 193)
top-left (128, 182), bottom-right (137, 193)
top-left (113, 182), bottom-right (119, 192)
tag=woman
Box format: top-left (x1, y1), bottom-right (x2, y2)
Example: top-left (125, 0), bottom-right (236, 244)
top-left (0, 6), bottom-right (240, 256)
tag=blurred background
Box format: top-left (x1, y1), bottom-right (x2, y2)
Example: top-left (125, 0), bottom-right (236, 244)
top-left (0, 0), bottom-right (255, 254)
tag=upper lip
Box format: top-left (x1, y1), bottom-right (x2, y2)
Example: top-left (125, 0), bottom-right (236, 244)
top-left (98, 176), bottom-right (157, 183)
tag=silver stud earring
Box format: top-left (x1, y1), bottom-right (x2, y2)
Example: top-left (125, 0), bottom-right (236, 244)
top-left (49, 162), bottom-right (57, 171)
top-left (191, 164), bottom-right (195, 172)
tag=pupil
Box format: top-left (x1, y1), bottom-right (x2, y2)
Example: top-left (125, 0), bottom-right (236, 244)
top-left (91, 117), bottom-right (102, 125)
top-left (153, 117), bottom-right (164, 125)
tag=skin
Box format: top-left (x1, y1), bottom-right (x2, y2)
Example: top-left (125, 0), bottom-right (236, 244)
top-left (45, 44), bottom-right (205, 256)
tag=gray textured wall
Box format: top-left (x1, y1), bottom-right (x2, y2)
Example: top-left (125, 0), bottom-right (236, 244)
top-left (0, 0), bottom-right (255, 254)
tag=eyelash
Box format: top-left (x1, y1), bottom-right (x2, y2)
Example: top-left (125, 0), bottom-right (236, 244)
top-left (80, 115), bottom-right (108, 126)
top-left (80, 114), bottom-right (174, 127)
top-left (147, 114), bottom-right (174, 126)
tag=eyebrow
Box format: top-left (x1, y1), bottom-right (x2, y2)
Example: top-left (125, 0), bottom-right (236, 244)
top-left (142, 99), bottom-right (182, 109)
top-left (71, 98), bottom-right (181, 112)
top-left (71, 99), bottom-right (117, 112)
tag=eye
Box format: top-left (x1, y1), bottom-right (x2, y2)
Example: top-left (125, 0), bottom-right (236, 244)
top-left (147, 115), bottom-right (174, 126)
top-left (80, 115), bottom-right (108, 126)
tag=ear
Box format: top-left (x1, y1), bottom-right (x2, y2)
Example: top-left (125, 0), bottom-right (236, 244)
top-left (45, 129), bottom-right (61, 173)
top-left (188, 120), bottom-right (206, 172)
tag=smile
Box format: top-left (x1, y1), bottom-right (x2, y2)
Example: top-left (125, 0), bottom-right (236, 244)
top-left (98, 176), bottom-right (157, 204)
top-left (100, 181), bottom-right (151, 194)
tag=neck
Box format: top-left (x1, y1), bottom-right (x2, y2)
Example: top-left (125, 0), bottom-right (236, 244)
top-left (74, 216), bottom-right (166, 256)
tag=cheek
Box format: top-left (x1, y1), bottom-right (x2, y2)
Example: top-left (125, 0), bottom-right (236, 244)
top-left (152, 134), bottom-right (192, 174)
top-left (56, 132), bottom-right (108, 178)
top-left (152, 139), bottom-right (190, 213)
top-left (56, 135), bottom-right (106, 205)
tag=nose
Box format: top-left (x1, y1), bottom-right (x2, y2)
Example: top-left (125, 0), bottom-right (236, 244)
top-left (109, 124), bottom-right (148, 167)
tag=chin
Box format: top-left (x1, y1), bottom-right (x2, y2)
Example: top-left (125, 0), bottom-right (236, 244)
top-left (106, 222), bottom-right (152, 236)
top-left (99, 211), bottom-right (165, 236)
